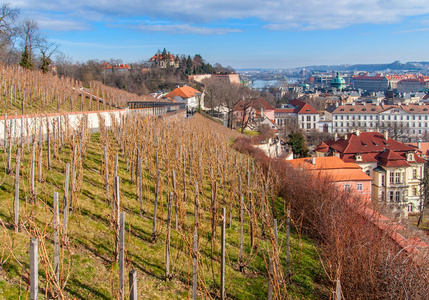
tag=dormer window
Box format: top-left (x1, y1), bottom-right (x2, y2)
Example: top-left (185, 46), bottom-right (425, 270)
top-left (407, 153), bottom-right (414, 162)
top-left (362, 108), bottom-right (366, 111)
top-left (340, 109), bottom-right (344, 111)
top-left (350, 108), bottom-right (354, 111)
top-left (355, 153), bottom-right (363, 162)
top-left (410, 108), bottom-right (415, 111)
top-left (371, 108), bottom-right (376, 111)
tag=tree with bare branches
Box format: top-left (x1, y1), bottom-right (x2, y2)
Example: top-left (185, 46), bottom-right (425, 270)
top-left (0, 3), bottom-right (19, 62)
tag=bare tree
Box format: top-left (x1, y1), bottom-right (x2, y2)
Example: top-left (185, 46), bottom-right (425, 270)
top-left (378, 121), bottom-right (410, 142)
top-left (18, 18), bottom-right (41, 69)
top-left (202, 77), bottom-right (253, 128)
top-left (38, 36), bottom-right (59, 73)
top-left (0, 3), bottom-right (19, 62)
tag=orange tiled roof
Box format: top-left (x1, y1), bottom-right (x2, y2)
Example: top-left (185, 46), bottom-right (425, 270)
top-left (149, 53), bottom-right (177, 62)
top-left (314, 142), bottom-right (329, 152)
top-left (288, 156), bottom-right (372, 182)
top-left (164, 86), bottom-right (201, 101)
top-left (289, 99), bottom-right (318, 114)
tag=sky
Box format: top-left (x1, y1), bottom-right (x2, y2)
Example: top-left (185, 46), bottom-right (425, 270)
top-left (13, 0), bottom-right (429, 69)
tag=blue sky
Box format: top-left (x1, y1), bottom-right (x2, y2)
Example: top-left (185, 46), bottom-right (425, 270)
top-left (14, 0), bottom-right (429, 69)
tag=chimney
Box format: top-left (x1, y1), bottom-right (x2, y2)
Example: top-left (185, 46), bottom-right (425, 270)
top-left (344, 134), bottom-right (348, 140)
top-left (356, 129), bottom-right (360, 136)
top-left (334, 133), bottom-right (338, 141)
top-left (311, 157), bottom-right (316, 165)
top-left (384, 130), bottom-right (388, 140)
top-left (418, 138), bottom-right (422, 149)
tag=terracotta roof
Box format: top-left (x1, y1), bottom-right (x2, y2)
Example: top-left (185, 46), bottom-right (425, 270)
top-left (325, 132), bottom-right (415, 154)
top-left (288, 156), bottom-right (372, 182)
top-left (352, 74), bottom-right (414, 81)
top-left (341, 153), bottom-right (378, 163)
top-left (289, 99), bottom-right (318, 114)
top-left (328, 103), bottom-right (384, 114)
top-left (397, 104), bottom-right (429, 114)
top-left (398, 76), bottom-right (429, 83)
top-left (289, 156), bottom-right (359, 170)
top-left (100, 63), bottom-right (131, 70)
top-left (149, 53), bottom-right (177, 62)
top-left (314, 142), bottom-right (329, 152)
top-left (164, 86), bottom-right (201, 101)
top-left (407, 142), bottom-right (429, 157)
top-left (274, 108), bottom-right (295, 113)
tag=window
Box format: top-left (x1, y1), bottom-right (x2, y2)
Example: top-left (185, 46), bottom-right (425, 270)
top-left (356, 183), bottom-right (363, 191)
top-left (408, 204), bottom-right (413, 212)
top-left (344, 184), bottom-right (351, 191)
top-left (307, 123), bottom-right (311, 129)
top-left (380, 191), bottom-right (385, 201)
top-left (307, 116), bottom-right (311, 121)
top-left (395, 191), bottom-right (401, 202)
top-left (381, 174), bottom-right (385, 186)
top-left (390, 172), bottom-right (394, 183)
top-left (395, 172), bottom-right (400, 183)
top-left (302, 116), bottom-right (304, 121)
top-left (390, 191), bottom-right (394, 202)
top-left (313, 116), bottom-right (316, 121)
top-left (413, 186), bottom-right (418, 196)
top-left (413, 169), bottom-right (417, 179)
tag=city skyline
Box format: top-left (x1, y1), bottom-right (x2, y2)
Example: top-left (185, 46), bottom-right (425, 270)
top-left (14, 0), bottom-right (429, 69)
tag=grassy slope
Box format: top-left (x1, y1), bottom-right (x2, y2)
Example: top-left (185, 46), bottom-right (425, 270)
top-left (0, 117), bottom-right (328, 299)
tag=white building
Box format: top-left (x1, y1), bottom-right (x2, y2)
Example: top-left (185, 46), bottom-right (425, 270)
top-left (326, 102), bottom-right (429, 139)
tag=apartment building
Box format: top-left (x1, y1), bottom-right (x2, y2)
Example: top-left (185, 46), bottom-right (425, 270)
top-left (326, 102), bottom-right (429, 138)
top-left (317, 131), bottom-right (425, 218)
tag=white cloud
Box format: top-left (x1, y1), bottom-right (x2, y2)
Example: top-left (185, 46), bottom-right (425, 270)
top-left (14, 0), bottom-right (429, 31)
top-left (127, 23), bottom-right (241, 35)
top-left (37, 19), bottom-right (90, 31)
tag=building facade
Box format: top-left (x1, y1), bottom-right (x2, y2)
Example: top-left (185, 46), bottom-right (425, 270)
top-left (274, 99), bottom-right (320, 132)
top-left (288, 156), bottom-right (373, 201)
top-left (326, 102), bottom-right (429, 139)
top-left (352, 73), bottom-right (414, 92)
top-left (318, 131), bottom-right (425, 218)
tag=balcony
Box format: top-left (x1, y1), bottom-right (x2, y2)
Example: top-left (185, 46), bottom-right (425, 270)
top-left (388, 182), bottom-right (409, 189)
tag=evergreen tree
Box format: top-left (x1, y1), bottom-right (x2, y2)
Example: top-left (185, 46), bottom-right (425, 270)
top-left (185, 55), bottom-right (193, 75)
top-left (287, 132), bottom-right (309, 158)
top-left (40, 53), bottom-right (50, 73)
top-left (19, 45), bottom-right (33, 70)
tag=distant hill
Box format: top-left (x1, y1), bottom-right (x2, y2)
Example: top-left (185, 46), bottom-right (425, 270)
top-left (237, 61), bottom-right (429, 73)
top-left (300, 61), bottom-right (429, 72)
